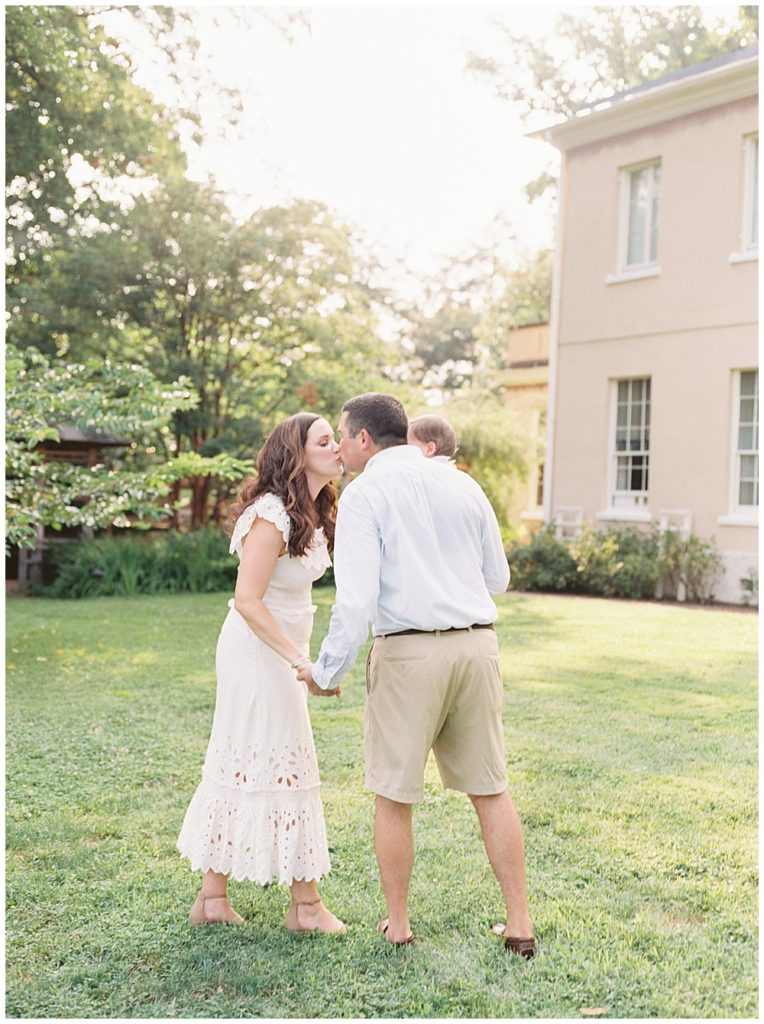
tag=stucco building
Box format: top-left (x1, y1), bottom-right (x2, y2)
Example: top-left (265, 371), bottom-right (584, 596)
top-left (534, 47), bottom-right (758, 603)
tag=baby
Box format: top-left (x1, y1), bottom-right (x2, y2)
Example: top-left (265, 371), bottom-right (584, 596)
top-left (407, 414), bottom-right (457, 463)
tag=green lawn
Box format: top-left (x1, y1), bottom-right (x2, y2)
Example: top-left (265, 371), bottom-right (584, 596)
top-left (6, 590), bottom-right (758, 1018)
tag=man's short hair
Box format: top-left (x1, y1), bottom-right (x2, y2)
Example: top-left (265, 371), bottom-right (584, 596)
top-left (408, 414), bottom-right (457, 458)
top-left (341, 393), bottom-right (408, 448)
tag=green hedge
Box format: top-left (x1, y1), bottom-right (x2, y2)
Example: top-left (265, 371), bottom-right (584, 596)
top-left (508, 524), bottom-right (723, 603)
top-left (39, 529), bottom-right (336, 598)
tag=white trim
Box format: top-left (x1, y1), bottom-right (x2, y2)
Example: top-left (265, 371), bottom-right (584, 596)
top-left (531, 57), bottom-right (758, 151)
top-left (606, 265), bottom-right (662, 284)
top-left (607, 377), bottom-right (651, 511)
top-left (541, 150), bottom-right (566, 526)
top-left (728, 250), bottom-right (758, 263)
top-left (596, 509), bottom-right (653, 523)
top-left (740, 133), bottom-right (758, 253)
top-left (520, 510), bottom-right (544, 522)
top-left (718, 513), bottom-right (759, 526)
top-left (618, 159), bottom-right (661, 273)
top-left (729, 367), bottom-right (759, 516)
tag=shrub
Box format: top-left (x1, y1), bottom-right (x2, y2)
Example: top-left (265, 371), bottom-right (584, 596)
top-left (41, 529), bottom-right (238, 598)
top-left (573, 525), bottom-right (662, 599)
top-left (508, 523), bottom-right (723, 603)
top-left (658, 530), bottom-right (724, 603)
top-left (507, 526), bottom-right (580, 592)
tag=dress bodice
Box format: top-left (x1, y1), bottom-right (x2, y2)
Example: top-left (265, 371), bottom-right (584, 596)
top-left (229, 493), bottom-right (331, 617)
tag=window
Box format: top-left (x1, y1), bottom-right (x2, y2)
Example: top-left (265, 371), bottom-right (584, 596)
top-left (735, 370), bottom-right (759, 510)
top-left (621, 161), bottom-right (661, 271)
top-left (742, 134), bottom-right (758, 253)
top-left (611, 378), bottom-right (651, 508)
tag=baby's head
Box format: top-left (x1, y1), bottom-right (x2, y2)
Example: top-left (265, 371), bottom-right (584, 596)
top-left (407, 415), bottom-right (457, 459)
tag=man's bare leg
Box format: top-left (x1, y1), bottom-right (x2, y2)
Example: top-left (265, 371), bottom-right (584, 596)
top-left (470, 789), bottom-right (534, 938)
top-left (374, 795), bottom-right (414, 942)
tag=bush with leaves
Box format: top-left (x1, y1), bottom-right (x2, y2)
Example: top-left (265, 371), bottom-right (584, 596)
top-left (507, 525), bottom-right (580, 593)
top-left (6, 344), bottom-right (249, 550)
top-left (509, 523), bottom-right (723, 602)
top-left (659, 530), bottom-right (724, 603)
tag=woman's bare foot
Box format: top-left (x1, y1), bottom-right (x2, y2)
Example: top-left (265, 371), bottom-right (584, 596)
top-left (284, 897), bottom-right (345, 934)
top-left (189, 892), bottom-right (245, 925)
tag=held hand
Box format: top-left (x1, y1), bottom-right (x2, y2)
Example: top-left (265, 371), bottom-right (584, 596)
top-left (296, 662), bottom-right (341, 698)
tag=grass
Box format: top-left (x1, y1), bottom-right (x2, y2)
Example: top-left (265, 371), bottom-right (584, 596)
top-left (6, 589), bottom-right (758, 1018)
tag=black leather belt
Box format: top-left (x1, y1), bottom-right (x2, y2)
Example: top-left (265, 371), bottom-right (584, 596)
top-left (380, 623), bottom-right (494, 638)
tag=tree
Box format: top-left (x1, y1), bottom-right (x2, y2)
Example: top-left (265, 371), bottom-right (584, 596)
top-left (476, 250), bottom-right (553, 370)
top-left (468, 6), bottom-right (757, 120)
top-left (410, 391), bottom-right (530, 544)
top-left (5, 5), bottom-right (188, 271)
top-left (467, 6), bottom-right (758, 201)
top-left (9, 175), bottom-right (397, 525)
top-left (6, 344), bottom-right (248, 550)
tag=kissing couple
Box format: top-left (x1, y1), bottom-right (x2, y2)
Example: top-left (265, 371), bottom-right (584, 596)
top-left (177, 392), bottom-right (536, 958)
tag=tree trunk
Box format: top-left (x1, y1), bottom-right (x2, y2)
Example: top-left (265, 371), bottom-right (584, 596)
top-left (189, 475), bottom-right (210, 529)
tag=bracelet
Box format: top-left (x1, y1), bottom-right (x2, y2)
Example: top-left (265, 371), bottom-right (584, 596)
top-left (290, 656), bottom-right (311, 670)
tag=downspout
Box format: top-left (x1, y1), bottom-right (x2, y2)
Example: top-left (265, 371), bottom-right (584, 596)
top-left (542, 144), bottom-right (566, 526)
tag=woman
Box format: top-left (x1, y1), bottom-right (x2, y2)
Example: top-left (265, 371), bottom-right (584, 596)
top-left (177, 412), bottom-right (345, 933)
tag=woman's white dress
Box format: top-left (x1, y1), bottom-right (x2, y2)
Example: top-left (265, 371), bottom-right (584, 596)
top-left (177, 493), bottom-right (333, 884)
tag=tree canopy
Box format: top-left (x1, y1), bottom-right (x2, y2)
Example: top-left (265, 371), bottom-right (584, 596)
top-left (467, 6), bottom-right (758, 121)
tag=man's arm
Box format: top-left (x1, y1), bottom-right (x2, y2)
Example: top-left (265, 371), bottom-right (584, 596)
top-left (311, 487), bottom-right (381, 690)
top-left (478, 493), bottom-right (511, 595)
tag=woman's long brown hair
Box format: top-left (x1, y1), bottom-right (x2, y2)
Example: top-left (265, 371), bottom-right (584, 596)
top-left (226, 412), bottom-right (337, 555)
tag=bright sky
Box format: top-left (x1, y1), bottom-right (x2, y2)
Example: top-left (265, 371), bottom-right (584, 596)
top-left (109, 3), bottom-right (744, 300)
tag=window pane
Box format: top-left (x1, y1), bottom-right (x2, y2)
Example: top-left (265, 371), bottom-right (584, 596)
top-left (631, 379), bottom-right (643, 402)
top-left (740, 370), bottom-right (757, 397)
top-left (627, 169), bottom-right (648, 265)
top-left (752, 138), bottom-right (758, 247)
top-left (649, 171), bottom-right (660, 262)
top-left (739, 480), bottom-right (755, 505)
top-left (740, 454), bottom-right (758, 477)
top-left (618, 380), bottom-right (629, 402)
top-left (617, 404), bottom-right (628, 426)
top-left (739, 425), bottom-right (754, 450)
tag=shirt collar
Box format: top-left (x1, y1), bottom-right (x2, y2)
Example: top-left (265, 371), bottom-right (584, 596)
top-left (365, 444), bottom-right (424, 471)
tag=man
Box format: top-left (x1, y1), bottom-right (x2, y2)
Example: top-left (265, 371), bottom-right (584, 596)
top-left (407, 413), bottom-right (458, 463)
top-left (299, 393), bottom-right (535, 957)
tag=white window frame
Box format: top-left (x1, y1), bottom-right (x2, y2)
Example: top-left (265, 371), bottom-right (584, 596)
top-left (730, 134), bottom-right (758, 263)
top-left (612, 159), bottom-right (661, 280)
top-left (606, 377), bottom-right (651, 514)
top-left (720, 369), bottom-right (759, 525)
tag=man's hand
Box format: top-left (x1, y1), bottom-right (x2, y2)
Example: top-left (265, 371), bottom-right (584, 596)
top-left (296, 662), bottom-right (341, 698)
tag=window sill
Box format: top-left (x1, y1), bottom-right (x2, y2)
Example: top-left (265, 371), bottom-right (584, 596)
top-left (605, 265), bottom-right (661, 285)
top-left (717, 513), bottom-right (758, 527)
top-left (728, 249), bottom-right (758, 264)
top-left (596, 509), bottom-right (653, 523)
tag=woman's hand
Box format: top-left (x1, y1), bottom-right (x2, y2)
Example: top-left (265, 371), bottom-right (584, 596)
top-left (296, 662), bottom-right (341, 698)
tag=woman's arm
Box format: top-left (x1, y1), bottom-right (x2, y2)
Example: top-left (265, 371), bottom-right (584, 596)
top-left (234, 516), bottom-right (340, 696)
top-left (232, 517), bottom-right (306, 666)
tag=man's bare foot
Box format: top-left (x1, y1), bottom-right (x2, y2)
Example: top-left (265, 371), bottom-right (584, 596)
top-left (284, 897), bottom-right (346, 934)
top-left (189, 892), bottom-right (244, 925)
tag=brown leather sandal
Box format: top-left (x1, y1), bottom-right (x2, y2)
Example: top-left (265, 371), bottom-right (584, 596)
top-left (188, 893), bottom-right (244, 926)
top-left (492, 922), bottom-right (537, 959)
top-left (378, 917), bottom-right (415, 946)
top-left (285, 897), bottom-right (346, 934)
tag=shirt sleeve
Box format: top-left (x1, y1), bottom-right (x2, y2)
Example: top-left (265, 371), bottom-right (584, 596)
top-left (478, 491), bottom-right (511, 595)
top-left (312, 486), bottom-right (381, 690)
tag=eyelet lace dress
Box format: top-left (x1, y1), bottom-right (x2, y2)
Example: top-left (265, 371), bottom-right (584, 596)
top-left (177, 493), bottom-right (333, 884)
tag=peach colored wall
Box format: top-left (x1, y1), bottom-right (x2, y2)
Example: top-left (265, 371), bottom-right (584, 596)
top-left (550, 93), bottom-right (758, 601)
top-left (558, 96), bottom-right (757, 344)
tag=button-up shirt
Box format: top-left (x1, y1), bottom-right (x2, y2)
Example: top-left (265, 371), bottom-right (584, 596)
top-left (312, 445), bottom-right (510, 689)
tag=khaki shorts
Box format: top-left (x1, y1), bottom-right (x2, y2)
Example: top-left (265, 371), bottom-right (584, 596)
top-left (364, 628), bottom-right (508, 804)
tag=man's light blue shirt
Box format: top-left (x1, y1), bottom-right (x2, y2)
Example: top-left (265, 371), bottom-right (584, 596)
top-left (312, 445), bottom-right (510, 690)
